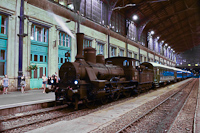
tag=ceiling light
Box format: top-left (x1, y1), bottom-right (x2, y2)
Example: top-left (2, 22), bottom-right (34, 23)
top-left (162, 40), bottom-right (164, 43)
top-left (133, 15), bottom-right (138, 20)
top-left (168, 46), bottom-right (171, 49)
top-left (165, 43), bottom-right (168, 46)
top-left (150, 31), bottom-right (154, 35)
top-left (157, 36), bottom-right (160, 39)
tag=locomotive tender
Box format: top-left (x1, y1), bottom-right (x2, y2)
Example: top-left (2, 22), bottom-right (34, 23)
top-left (55, 33), bottom-right (191, 109)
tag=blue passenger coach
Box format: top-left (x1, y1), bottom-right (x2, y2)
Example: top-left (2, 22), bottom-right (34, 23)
top-left (141, 62), bottom-right (192, 87)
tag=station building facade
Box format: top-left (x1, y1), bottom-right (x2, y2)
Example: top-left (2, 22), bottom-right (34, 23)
top-left (0, 0), bottom-right (176, 91)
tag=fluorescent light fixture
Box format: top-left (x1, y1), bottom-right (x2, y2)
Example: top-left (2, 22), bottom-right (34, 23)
top-left (133, 15), bottom-right (138, 20)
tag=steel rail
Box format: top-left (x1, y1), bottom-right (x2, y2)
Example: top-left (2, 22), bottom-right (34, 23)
top-left (0, 104), bottom-right (68, 122)
top-left (0, 106), bottom-right (88, 132)
top-left (116, 79), bottom-right (196, 133)
top-left (167, 79), bottom-right (198, 133)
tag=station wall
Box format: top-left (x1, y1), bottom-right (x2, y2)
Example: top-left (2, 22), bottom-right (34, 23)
top-left (0, 0), bottom-right (176, 91)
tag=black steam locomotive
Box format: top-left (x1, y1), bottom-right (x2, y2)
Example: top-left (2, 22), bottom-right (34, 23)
top-left (54, 33), bottom-right (191, 109)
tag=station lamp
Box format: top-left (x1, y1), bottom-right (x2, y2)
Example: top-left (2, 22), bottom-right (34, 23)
top-left (165, 43), bottom-right (168, 46)
top-left (133, 15), bottom-right (138, 20)
top-left (150, 31), bottom-right (154, 35)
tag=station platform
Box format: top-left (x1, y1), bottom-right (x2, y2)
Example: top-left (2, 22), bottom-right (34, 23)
top-left (0, 89), bottom-right (55, 115)
top-left (28, 78), bottom-right (197, 133)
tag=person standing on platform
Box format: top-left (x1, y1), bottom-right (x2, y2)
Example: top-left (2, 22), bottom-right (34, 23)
top-left (0, 77), bottom-right (3, 93)
top-left (47, 76), bottom-right (52, 91)
top-left (21, 74), bottom-right (26, 93)
top-left (55, 72), bottom-right (58, 77)
top-left (42, 74), bottom-right (47, 93)
top-left (2, 75), bottom-right (9, 94)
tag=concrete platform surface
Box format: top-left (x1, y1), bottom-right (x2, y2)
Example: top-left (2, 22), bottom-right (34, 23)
top-left (28, 78), bottom-right (193, 133)
top-left (0, 90), bottom-right (55, 110)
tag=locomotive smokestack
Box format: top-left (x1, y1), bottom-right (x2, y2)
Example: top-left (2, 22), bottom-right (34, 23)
top-left (75, 33), bottom-right (84, 60)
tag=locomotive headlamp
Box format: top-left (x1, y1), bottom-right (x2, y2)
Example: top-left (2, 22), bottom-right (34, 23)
top-left (74, 80), bottom-right (78, 85)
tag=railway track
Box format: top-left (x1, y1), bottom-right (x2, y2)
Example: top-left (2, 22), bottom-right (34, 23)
top-left (0, 104), bottom-right (88, 132)
top-left (0, 79), bottom-right (194, 133)
top-left (116, 79), bottom-right (198, 133)
top-left (0, 92), bottom-right (140, 132)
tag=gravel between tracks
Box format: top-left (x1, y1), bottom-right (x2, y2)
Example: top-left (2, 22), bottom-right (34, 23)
top-left (91, 79), bottom-right (194, 133)
top-left (169, 79), bottom-right (199, 133)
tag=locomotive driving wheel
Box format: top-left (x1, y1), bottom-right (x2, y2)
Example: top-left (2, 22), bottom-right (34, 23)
top-left (123, 90), bottom-right (131, 97)
top-left (83, 98), bottom-right (95, 109)
top-left (122, 85), bottom-right (131, 97)
top-left (111, 89), bottom-right (120, 101)
top-left (100, 95), bottom-right (108, 104)
top-left (136, 86), bottom-right (142, 94)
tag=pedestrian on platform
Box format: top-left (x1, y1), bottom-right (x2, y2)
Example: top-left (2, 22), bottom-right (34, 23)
top-left (21, 74), bottom-right (26, 93)
top-left (0, 77), bottom-right (3, 93)
top-left (2, 75), bottom-right (9, 94)
top-left (47, 76), bottom-right (52, 91)
top-left (51, 74), bottom-right (56, 91)
top-left (54, 75), bottom-right (59, 89)
top-left (42, 74), bottom-right (47, 93)
top-left (55, 72), bottom-right (58, 77)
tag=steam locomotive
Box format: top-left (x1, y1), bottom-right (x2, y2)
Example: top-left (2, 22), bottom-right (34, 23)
top-left (54, 33), bottom-right (191, 110)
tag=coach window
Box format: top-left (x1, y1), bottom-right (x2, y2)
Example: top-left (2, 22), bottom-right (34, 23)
top-left (135, 61), bottom-right (139, 66)
top-left (132, 61), bottom-right (135, 67)
top-left (123, 60), bottom-right (129, 66)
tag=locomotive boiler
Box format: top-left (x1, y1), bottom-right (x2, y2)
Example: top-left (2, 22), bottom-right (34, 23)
top-left (55, 33), bottom-right (154, 109)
